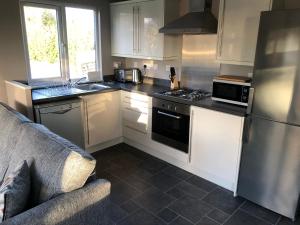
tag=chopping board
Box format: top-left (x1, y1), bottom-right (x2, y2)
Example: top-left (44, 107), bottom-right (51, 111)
top-left (215, 75), bottom-right (252, 83)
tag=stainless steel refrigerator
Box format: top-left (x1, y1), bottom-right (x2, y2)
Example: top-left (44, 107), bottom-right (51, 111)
top-left (238, 9), bottom-right (300, 220)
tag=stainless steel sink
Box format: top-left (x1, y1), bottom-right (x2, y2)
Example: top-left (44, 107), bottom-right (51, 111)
top-left (75, 83), bottom-right (110, 91)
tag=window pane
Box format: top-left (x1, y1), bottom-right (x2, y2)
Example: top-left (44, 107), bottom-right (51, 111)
top-left (66, 7), bottom-right (96, 79)
top-left (23, 6), bottom-right (61, 79)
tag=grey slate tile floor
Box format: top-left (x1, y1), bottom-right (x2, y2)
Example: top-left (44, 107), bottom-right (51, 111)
top-left (93, 143), bottom-right (299, 225)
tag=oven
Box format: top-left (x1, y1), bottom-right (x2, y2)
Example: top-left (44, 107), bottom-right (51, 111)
top-left (152, 98), bottom-right (190, 153)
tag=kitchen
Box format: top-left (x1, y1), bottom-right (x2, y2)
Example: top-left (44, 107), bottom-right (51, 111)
top-left (1, 0), bottom-right (300, 224)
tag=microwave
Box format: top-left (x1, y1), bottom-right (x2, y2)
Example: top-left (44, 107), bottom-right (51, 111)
top-left (114, 68), bottom-right (143, 84)
top-left (212, 76), bottom-right (252, 106)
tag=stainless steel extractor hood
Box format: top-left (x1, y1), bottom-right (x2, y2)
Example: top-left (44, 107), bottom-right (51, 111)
top-left (159, 0), bottom-right (218, 34)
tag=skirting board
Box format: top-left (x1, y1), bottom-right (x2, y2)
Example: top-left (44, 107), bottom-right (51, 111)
top-left (124, 138), bottom-right (236, 193)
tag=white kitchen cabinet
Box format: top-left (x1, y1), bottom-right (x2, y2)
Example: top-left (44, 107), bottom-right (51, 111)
top-left (121, 91), bottom-right (152, 141)
top-left (111, 3), bottom-right (135, 57)
top-left (110, 0), bottom-right (180, 60)
top-left (189, 106), bottom-right (244, 192)
top-left (81, 91), bottom-right (122, 149)
top-left (217, 0), bottom-right (272, 66)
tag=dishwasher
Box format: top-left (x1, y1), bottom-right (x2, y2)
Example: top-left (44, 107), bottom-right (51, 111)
top-left (34, 99), bottom-right (85, 148)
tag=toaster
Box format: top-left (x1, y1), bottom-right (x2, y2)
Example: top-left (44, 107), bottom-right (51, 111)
top-left (114, 68), bottom-right (143, 84)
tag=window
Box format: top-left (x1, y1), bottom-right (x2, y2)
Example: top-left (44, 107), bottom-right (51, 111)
top-left (21, 2), bottom-right (101, 81)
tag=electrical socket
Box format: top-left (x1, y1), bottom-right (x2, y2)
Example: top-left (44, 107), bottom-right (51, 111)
top-left (166, 65), bottom-right (171, 72)
top-left (113, 62), bottom-right (120, 69)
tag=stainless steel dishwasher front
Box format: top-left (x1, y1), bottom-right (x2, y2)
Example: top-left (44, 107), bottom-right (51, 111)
top-left (34, 99), bottom-right (85, 148)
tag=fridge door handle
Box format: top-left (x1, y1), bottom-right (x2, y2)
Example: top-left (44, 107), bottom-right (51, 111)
top-left (243, 116), bottom-right (252, 144)
top-left (247, 87), bottom-right (255, 115)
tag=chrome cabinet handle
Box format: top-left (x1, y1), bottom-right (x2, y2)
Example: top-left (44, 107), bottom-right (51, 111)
top-left (243, 116), bottom-right (252, 144)
top-left (217, 0), bottom-right (225, 58)
top-left (246, 87), bottom-right (255, 115)
top-left (157, 110), bottom-right (181, 119)
top-left (137, 6), bottom-right (140, 53)
top-left (133, 6), bottom-right (136, 52)
top-left (188, 109), bottom-right (194, 163)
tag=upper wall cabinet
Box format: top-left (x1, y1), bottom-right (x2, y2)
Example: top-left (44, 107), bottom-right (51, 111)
top-left (110, 0), bottom-right (180, 60)
top-left (217, 0), bottom-right (272, 66)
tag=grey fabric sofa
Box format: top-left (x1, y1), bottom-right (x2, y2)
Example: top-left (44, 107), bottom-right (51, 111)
top-left (0, 103), bottom-right (111, 225)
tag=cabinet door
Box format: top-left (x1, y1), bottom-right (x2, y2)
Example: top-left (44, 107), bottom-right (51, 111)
top-left (83, 91), bottom-right (122, 147)
top-left (217, 0), bottom-right (272, 65)
top-left (136, 0), bottom-right (164, 59)
top-left (190, 106), bottom-right (244, 190)
top-left (111, 3), bottom-right (134, 56)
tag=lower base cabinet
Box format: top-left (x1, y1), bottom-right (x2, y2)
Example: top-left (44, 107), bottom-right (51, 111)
top-left (121, 91), bottom-right (152, 143)
top-left (80, 90), bottom-right (245, 193)
top-left (189, 106), bottom-right (244, 192)
top-left (81, 91), bottom-right (122, 149)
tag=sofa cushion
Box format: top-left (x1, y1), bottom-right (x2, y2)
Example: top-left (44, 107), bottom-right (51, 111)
top-left (5, 123), bottom-right (96, 206)
top-left (0, 103), bottom-right (31, 182)
top-left (0, 160), bottom-right (31, 222)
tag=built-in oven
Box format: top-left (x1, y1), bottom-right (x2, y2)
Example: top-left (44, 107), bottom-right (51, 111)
top-left (152, 98), bottom-right (190, 153)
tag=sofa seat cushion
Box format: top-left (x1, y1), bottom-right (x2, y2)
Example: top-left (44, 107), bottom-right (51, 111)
top-left (0, 103), bottom-right (31, 182)
top-left (5, 123), bottom-right (96, 206)
top-left (0, 160), bottom-right (31, 222)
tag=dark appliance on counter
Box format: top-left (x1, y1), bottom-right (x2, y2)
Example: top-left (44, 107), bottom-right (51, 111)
top-left (152, 98), bottom-right (190, 153)
top-left (237, 10), bottom-right (300, 220)
top-left (114, 68), bottom-right (143, 84)
top-left (212, 75), bottom-right (252, 107)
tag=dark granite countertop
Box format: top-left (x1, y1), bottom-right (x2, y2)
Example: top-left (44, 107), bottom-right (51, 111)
top-left (31, 81), bottom-right (247, 117)
top-left (31, 82), bottom-right (167, 103)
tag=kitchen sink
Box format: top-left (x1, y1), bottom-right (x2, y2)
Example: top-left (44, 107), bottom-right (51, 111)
top-left (76, 83), bottom-right (110, 91)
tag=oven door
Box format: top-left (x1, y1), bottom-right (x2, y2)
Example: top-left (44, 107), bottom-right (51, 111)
top-left (152, 107), bottom-right (190, 153)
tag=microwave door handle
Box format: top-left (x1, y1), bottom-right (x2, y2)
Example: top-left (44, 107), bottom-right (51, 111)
top-left (157, 110), bottom-right (181, 119)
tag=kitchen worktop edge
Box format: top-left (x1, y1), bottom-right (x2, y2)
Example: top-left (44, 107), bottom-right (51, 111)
top-left (31, 82), bottom-right (247, 117)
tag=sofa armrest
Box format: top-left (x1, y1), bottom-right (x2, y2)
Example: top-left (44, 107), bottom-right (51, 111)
top-left (2, 179), bottom-right (111, 225)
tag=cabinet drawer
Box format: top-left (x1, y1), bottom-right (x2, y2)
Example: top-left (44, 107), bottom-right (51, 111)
top-left (122, 107), bottom-right (148, 124)
top-left (123, 123), bottom-right (149, 142)
top-left (122, 101), bottom-right (149, 113)
top-left (122, 91), bottom-right (151, 104)
top-left (123, 119), bottom-right (148, 134)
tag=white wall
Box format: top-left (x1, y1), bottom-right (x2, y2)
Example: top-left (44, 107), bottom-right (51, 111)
top-left (0, 0), bottom-right (115, 103)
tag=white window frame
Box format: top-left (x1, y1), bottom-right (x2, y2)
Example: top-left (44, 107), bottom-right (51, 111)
top-left (20, 0), bottom-right (102, 83)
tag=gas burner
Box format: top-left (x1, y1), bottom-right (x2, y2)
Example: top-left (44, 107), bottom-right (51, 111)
top-left (158, 89), bottom-right (211, 101)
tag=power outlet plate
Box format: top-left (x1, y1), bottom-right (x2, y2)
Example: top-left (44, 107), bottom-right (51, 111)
top-left (166, 65), bottom-right (171, 72)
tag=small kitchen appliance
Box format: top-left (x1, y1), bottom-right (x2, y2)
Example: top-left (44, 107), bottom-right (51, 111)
top-left (212, 75), bottom-right (252, 106)
top-left (114, 68), bottom-right (143, 84)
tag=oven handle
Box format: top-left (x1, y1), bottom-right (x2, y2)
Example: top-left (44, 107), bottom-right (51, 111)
top-left (157, 110), bottom-right (181, 119)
